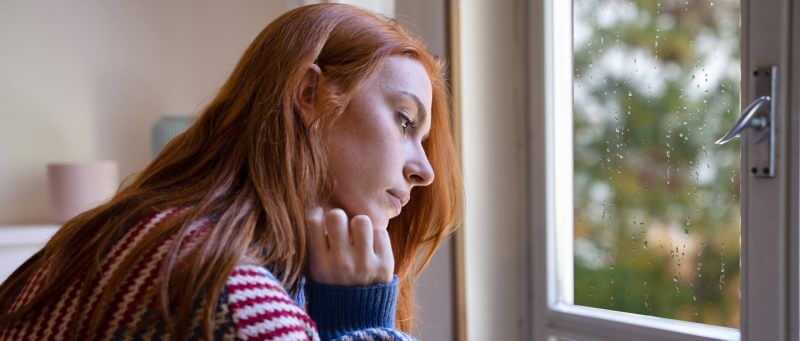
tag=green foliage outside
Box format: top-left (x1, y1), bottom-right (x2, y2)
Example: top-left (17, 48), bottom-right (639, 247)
top-left (572, 0), bottom-right (741, 327)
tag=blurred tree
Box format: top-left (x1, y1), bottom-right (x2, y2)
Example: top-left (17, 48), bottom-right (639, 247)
top-left (572, 0), bottom-right (741, 328)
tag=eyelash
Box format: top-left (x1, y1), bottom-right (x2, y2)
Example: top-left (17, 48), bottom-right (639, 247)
top-left (398, 113), bottom-right (417, 134)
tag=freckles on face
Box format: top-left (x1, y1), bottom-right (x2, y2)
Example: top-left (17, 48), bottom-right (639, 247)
top-left (322, 56), bottom-right (433, 229)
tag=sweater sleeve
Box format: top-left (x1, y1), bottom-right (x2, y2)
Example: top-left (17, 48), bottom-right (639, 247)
top-left (305, 276), bottom-right (416, 341)
top-left (223, 265), bottom-right (415, 341)
top-left (224, 265), bottom-right (320, 340)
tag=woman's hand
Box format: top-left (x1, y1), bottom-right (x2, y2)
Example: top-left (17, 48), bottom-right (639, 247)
top-left (306, 207), bottom-right (395, 286)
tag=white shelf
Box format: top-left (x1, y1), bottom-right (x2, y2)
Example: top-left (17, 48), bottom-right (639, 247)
top-left (0, 225), bottom-right (60, 281)
top-left (0, 225), bottom-right (60, 247)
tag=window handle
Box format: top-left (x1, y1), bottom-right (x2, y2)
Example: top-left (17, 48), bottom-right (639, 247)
top-left (715, 95), bottom-right (770, 145)
top-left (715, 66), bottom-right (777, 178)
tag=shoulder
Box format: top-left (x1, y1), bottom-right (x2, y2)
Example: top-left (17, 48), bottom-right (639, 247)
top-left (223, 264), bottom-right (319, 340)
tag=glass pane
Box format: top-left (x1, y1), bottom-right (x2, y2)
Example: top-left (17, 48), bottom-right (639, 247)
top-left (572, 0), bottom-right (741, 328)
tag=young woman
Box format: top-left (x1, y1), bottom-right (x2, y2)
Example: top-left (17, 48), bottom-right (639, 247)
top-left (0, 3), bottom-right (462, 340)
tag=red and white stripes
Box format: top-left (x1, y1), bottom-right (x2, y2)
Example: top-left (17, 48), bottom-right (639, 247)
top-left (226, 265), bottom-right (318, 341)
top-left (96, 212), bottom-right (209, 339)
top-left (77, 207), bottom-right (181, 335)
top-left (0, 208), bottom-right (223, 340)
top-left (1, 208), bottom-right (338, 340)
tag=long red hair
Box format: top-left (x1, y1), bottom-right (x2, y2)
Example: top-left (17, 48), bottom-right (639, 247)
top-left (0, 3), bottom-right (462, 338)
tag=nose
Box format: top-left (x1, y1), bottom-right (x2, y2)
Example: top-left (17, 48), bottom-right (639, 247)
top-left (404, 145), bottom-right (435, 187)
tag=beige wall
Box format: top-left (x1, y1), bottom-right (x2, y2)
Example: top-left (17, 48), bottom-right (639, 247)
top-left (460, 0), bottom-right (531, 339)
top-left (0, 0), bottom-right (289, 223)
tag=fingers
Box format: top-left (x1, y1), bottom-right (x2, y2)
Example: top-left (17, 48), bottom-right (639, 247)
top-left (305, 206), bottom-right (395, 286)
top-left (306, 207), bottom-right (326, 251)
top-left (350, 215), bottom-right (374, 259)
top-left (324, 209), bottom-right (349, 251)
top-left (373, 228), bottom-right (394, 278)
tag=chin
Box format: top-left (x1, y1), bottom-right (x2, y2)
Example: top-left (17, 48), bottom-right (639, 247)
top-left (332, 199), bottom-right (390, 229)
top-left (369, 211), bottom-right (390, 230)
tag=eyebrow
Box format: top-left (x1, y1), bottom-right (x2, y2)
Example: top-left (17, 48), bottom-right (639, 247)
top-left (399, 91), bottom-right (430, 141)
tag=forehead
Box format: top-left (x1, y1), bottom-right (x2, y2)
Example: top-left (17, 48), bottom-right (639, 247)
top-left (373, 56), bottom-right (433, 114)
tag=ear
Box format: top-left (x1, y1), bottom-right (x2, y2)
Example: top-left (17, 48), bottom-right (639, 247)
top-left (296, 63), bottom-right (323, 127)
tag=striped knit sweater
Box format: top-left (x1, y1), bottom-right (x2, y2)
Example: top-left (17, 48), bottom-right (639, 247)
top-left (0, 208), bottom-right (414, 340)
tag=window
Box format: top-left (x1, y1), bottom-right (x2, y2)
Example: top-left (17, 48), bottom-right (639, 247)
top-left (570, 0), bottom-right (740, 327)
top-left (531, 0), bottom-right (798, 339)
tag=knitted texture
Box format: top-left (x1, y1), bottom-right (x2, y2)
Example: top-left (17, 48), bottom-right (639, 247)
top-left (225, 265), bottom-right (318, 340)
top-left (306, 276), bottom-right (399, 340)
top-left (0, 209), bottom-right (416, 340)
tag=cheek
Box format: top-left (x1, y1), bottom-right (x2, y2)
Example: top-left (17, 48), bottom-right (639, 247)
top-left (324, 102), bottom-right (405, 194)
top-left (332, 119), bottom-right (398, 170)
top-left (338, 137), bottom-right (397, 185)
top-left (328, 133), bottom-right (403, 202)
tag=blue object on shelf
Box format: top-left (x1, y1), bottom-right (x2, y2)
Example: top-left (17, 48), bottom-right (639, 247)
top-left (151, 116), bottom-right (194, 158)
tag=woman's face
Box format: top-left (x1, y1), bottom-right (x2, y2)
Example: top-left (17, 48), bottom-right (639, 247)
top-left (322, 56), bottom-right (434, 230)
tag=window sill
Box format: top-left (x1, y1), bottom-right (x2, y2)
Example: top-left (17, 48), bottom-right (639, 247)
top-left (546, 303), bottom-right (739, 341)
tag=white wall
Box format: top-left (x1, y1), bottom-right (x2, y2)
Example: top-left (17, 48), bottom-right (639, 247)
top-left (0, 0), bottom-right (290, 224)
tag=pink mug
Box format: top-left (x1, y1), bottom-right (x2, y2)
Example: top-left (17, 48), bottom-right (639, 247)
top-left (47, 161), bottom-right (120, 223)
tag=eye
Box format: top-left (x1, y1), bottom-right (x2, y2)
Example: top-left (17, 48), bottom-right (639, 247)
top-left (397, 112), bottom-right (417, 134)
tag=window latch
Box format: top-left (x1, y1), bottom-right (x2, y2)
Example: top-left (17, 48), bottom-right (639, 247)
top-left (715, 66), bottom-right (776, 178)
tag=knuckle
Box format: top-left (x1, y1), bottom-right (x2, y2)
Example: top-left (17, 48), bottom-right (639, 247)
top-left (325, 210), bottom-right (349, 231)
top-left (306, 207), bottom-right (323, 224)
top-left (350, 215), bottom-right (372, 227)
top-left (351, 219), bottom-right (372, 236)
top-left (326, 208), bottom-right (348, 221)
top-left (306, 215), bottom-right (321, 226)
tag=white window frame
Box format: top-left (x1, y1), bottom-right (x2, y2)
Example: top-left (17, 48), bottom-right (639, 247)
top-left (528, 0), bottom-right (798, 340)
top-left (790, 1), bottom-right (800, 340)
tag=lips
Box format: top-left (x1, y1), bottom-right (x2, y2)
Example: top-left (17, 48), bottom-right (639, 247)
top-left (387, 190), bottom-right (410, 207)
